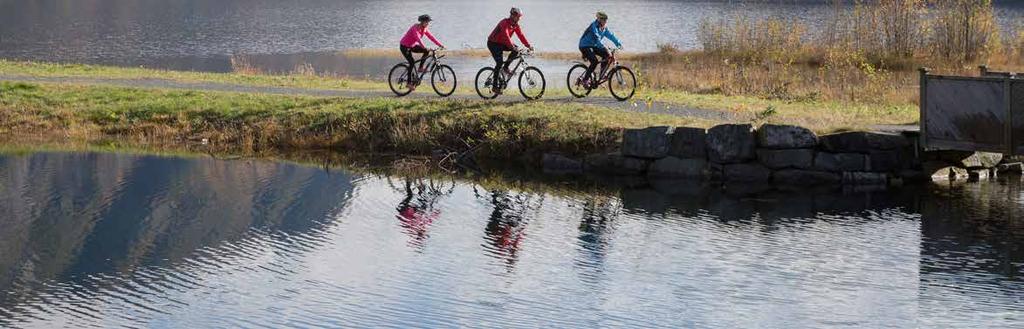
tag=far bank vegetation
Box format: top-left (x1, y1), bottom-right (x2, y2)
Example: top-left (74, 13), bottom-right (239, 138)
top-left (637, 0), bottom-right (1022, 107)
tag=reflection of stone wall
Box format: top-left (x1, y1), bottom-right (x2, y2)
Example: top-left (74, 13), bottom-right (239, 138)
top-left (0, 152), bottom-right (356, 300)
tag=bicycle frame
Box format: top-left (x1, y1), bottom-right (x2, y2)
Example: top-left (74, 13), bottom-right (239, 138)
top-left (573, 49), bottom-right (622, 85)
top-left (406, 50), bottom-right (444, 81)
top-left (497, 50), bottom-right (532, 85)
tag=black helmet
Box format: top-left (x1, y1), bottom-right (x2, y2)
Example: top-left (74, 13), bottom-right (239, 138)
top-left (510, 7), bottom-right (522, 17)
top-left (418, 14), bottom-right (432, 22)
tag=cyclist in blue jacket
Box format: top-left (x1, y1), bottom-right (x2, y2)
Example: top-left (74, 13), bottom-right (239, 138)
top-left (578, 11), bottom-right (622, 87)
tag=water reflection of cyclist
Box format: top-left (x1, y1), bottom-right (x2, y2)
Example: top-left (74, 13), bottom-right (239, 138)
top-left (399, 14), bottom-right (446, 89)
top-left (395, 179), bottom-right (450, 248)
top-left (482, 191), bottom-right (533, 268)
top-left (578, 11), bottom-right (622, 87)
top-left (487, 7), bottom-right (534, 92)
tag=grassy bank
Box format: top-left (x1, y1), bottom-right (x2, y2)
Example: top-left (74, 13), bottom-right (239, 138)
top-left (0, 60), bottom-right (919, 132)
top-left (0, 81), bottom-right (702, 161)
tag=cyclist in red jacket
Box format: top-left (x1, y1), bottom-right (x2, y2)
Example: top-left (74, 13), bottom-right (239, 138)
top-left (487, 7), bottom-right (534, 84)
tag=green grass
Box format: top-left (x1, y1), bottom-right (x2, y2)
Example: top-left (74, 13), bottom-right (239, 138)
top-left (0, 81), bottom-right (703, 160)
top-left (0, 59), bottom-right (386, 91)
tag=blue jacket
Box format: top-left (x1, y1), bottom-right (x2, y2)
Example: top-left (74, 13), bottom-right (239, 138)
top-left (579, 20), bottom-right (621, 49)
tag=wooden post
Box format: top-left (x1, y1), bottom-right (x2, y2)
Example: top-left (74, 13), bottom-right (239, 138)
top-left (919, 67), bottom-right (930, 151)
top-left (1006, 76), bottom-right (1014, 155)
top-left (979, 64), bottom-right (988, 77)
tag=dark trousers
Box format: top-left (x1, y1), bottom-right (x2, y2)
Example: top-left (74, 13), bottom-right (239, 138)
top-left (487, 41), bottom-right (519, 72)
top-left (400, 45), bottom-right (429, 81)
top-left (580, 46), bottom-right (610, 78)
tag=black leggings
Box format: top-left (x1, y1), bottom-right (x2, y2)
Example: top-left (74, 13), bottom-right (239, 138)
top-left (487, 41), bottom-right (519, 71)
top-left (580, 47), bottom-right (610, 78)
top-left (400, 45), bottom-right (429, 81)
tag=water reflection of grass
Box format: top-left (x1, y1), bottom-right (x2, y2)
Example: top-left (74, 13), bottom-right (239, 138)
top-left (0, 81), bottom-right (701, 162)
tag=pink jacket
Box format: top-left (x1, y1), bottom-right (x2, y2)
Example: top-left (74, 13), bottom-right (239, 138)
top-left (400, 24), bottom-right (444, 48)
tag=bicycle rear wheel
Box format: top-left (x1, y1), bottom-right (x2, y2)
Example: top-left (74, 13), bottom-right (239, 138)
top-left (475, 67), bottom-right (500, 99)
top-left (431, 64), bottom-right (457, 97)
top-left (566, 64), bottom-right (592, 98)
top-left (388, 63), bottom-right (413, 97)
top-left (608, 66), bottom-right (637, 101)
top-left (518, 66), bottom-right (546, 100)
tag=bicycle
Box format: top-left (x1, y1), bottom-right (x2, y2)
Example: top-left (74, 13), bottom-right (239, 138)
top-left (566, 49), bottom-right (636, 101)
top-left (474, 49), bottom-right (546, 100)
top-left (388, 49), bottom-right (457, 97)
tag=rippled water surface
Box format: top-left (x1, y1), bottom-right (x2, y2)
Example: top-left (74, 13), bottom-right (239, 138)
top-left (0, 151), bottom-right (1022, 328)
top-left (1, 0), bottom-right (1023, 71)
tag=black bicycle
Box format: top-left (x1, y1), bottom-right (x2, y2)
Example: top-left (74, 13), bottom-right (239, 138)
top-left (474, 49), bottom-right (546, 100)
top-left (388, 49), bottom-right (457, 97)
top-left (567, 49), bottom-right (636, 101)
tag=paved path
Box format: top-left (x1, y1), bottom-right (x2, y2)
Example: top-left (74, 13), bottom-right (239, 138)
top-left (0, 74), bottom-right (743, 122)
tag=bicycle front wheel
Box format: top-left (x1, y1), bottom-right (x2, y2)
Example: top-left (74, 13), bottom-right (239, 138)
top-left (431, 64), bottom-right (457, 97)
top-left (608, 66), bottom-right (637, 101)
top-left (518, 66), bottom-right (546, 100)
top-left (475, 67), bottom-right (500, 99)
top-left (566, 64), bottom-right (592, 98)
top-left (388, 63), bottom-right (413, 97)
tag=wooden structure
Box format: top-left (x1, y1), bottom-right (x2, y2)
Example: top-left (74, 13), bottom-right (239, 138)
top-left (919, 66), bottom-right (1022, 154)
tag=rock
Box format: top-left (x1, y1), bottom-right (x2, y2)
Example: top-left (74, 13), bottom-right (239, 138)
top-left (814, 152), bottom-right (867, 172)
top-left (542, 153), bottom-right (582, 174)
top-left (968, 169), bottom-right (991, 181)
top-left (955, 152), bottom-right (1003, 169)
top-left (922, 161), bottom-right (969, 181)
top-left (866, 133), bottom-right (910, 150)
top-left (756, 124), bottom-right (818, 149)
top-left (622, 126), bottom-right (672, 159)
top-left (868, 150), bottom-right (903, 172)
top-left (706, 124), bottom-right (756, 164)
top-left (997, 162), bottom-right (1023, 175)
top-left (668, 127), bottom-right (707, 159)
top-left (584, 153), bottom-right (650, 175)
top-left (820, 132), bottom-right (871, 153)
top-left (723, 163), bottom-right (772, 182)
top-left (842, 172), bottom-right (889, 185)
top-left (647, 157), bottom-right (707, 178)
top-left (757, 148), bottom-right (814, 169)
top-left (773, 169), bottom-right (841, 186)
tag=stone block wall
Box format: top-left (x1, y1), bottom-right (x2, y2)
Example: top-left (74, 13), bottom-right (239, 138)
top-left (543, 123), bottom-right (1022, 187)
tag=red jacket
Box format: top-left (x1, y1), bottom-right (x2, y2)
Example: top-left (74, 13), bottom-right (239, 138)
top-left (487, 18), bottom-right (531, 49)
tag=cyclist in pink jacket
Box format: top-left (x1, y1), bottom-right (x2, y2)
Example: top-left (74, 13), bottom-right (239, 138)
top-left (400, 15), bottom-right (446, 87)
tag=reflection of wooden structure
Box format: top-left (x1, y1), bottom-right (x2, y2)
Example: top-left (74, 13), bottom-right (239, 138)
top-left (919, 66), bottom-right (1022, 154)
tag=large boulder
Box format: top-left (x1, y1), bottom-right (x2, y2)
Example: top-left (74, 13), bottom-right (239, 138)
top-left (939, 151), bottom-right (1003, 169)
top-left (668, 127), bottom-right (707, 159)
top-left (820, 132), bottom-right (872, 153)
top-left (756, 124), bottom-right (818, 149)
top-left (584, 153), bottom-right (650, 175)
top-left (647, 156), bottom-right (708, 178)
top-left (820, 132), bottom-right (910, 153)
top-left (542, 153), bottom-right (583, 174)
top-left (723, 163), bottom-right (772, 182)
top-left (622, 126), bottom-right (671, 159)
top-left (757, 148), bottom-right (814, 169)
top-left (997, 162), bottom-right (1023, 175)
top-left (773, 169), bottom-right (841, 186)
top-left (922, 161), bottom-right (969, 181)
top-left (814, 152), bottom-right (867, 172)
top-left (706, 124), bottom-right (756, 164)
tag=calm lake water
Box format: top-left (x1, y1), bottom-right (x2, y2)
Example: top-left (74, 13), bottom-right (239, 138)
top-left (0, 150), bottom-right (1021, 328)
top-left (1, 0), bottom-right (1022, 74)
